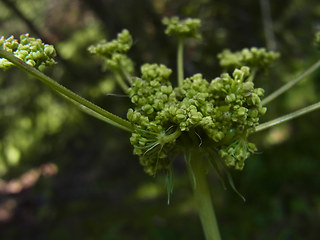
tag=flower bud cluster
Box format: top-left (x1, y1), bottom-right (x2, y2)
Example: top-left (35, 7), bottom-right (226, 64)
top-left (162, 16), bottom-right (202, 39)
top-left (88, 29), bottom-right (134, 73)
top-left (218, 47), bottom-right (280, 71)
top-left (127, 64), bottom-right (178, 175)
top-left (128, 64), bottom-right (267, 174)
top-left (0, 34), bottom-right (56, 70)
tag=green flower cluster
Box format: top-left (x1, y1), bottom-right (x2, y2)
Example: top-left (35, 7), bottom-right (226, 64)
top-left (88, 29), bottom-right (134, 73)
top-left (162, 16), bottom-right (201, 39)
top-left (0, 33), bottom-right (56, 70)
top-left (127, 64), bottom-right (266, 174)
top-left (218, 47), bottom-right (280, 71)
top-left (127, 64), bottom-right (178, 175)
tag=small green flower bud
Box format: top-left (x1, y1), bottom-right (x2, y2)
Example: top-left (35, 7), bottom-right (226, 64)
top-left (254, 88), bottom-right (265, 97)
top-left (237, 107), bottom-right (248, 116)
top-left (26, 59), bottom-right (36, 66)
top-left (161, 85), bottom-right (173, 94)
top-left (259, 107), bottom-right (267, 115)
top-left (213, 131), bottom-right (225, 142)
top-left (248, 93), bottom-right (261, 105)
top-left (225, 93), bottom-right (236, 103)
top-left (44, 45), bottom-right (56, 56)
top-left (241, 82), bottom-right (254, 94)
top-left (248, 109), bottom-right (259, 118)
top-left (142, 104), bottom-right (154, 115)
top-left (0, 58), bottom-right (13, 69)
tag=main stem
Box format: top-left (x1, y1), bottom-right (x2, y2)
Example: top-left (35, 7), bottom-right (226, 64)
top-left (177, 38), bottom-right (184, 87)
top-left (186, 150), bottom-right (221, 240)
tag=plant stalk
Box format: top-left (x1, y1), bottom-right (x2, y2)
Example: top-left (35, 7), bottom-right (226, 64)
top-left (262, 59), bottom-right (320, 105)
top-left (177, 38), bottom-right (184, 87)
top-left (0, 49), bottom-right (133, 132)
top-left (255, 100), bottom-right (320, 132)
top-left (186, 150), bottom-right (222, 240)
top-left (115, 72), bottom-right (129, 93)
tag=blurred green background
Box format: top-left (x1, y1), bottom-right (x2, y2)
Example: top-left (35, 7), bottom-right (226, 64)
top-left (1, 0), bottom-right (320, 239)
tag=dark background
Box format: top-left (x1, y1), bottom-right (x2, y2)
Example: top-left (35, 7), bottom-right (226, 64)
top-left (1, 0), bottom-right (320, 239)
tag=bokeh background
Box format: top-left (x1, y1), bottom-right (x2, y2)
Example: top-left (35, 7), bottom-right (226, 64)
top-left (1, 0), bottom-right (320, 239)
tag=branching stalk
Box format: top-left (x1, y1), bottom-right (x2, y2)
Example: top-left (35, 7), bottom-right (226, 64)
top-left (115, 72), bottom-right (129, 93)
top-left (262, 59), bottom-right (320, 105)
top-left (0, 49), bottom-right (133, 132)
top-left (119, 67), bottom-right (132, 85)
top-left (177, 38), bottom-right (184, 87)
top-left (255, 100), bottom-right (320, 132)
top-left (186, 150), bottom-right (221, 240)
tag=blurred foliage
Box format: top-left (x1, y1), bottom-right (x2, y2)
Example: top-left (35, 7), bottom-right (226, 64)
top-left (0, 0), bottom-right (320, 239)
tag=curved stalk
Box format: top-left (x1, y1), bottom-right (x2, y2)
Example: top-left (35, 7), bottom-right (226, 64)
top-left (262, 59), bottom-right (320, 105)
top-left (186, 150), bottom-right (221, 240)
top-left (255, 100), bottom-right (320, 132)
top-left (177, 38), bottom-right (184, 87)
top-left (0, 49), bottom-right (133, 132)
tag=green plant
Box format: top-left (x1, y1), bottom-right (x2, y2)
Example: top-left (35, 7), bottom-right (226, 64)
top-left (1, 17), bottom-right (320, 240)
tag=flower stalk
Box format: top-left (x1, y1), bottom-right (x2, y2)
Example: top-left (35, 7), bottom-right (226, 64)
top-left (186, 150), bottom-right (222, 240)
top-left (255, 100), bottom-right (320, 132)
top-left (262, 59), bottom-right (320, 105)
top-left (0, 49), bottom-right (133, 132)
top-left (177, 38), bottom-right (184, 87)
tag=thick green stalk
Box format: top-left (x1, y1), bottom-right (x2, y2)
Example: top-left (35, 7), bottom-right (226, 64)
top-left (255, 100), bottom-right (320, 132)
top-left (186, 150), bottom-right (222, 240)
top-left (262, 59), bottom-right (320, 105)
top-left (177, 38), bottom-right (184, 87)
top-left (0, 49), bottom-right (133, 132)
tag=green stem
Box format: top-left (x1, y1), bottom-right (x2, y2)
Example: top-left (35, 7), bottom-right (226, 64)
top-left (119, 67), bottom-right (133, 85)
top-left (262, 59), bottom-right (320, 105)
top-left (160, 128), bottom-right (182, 144)
top-left (255, 100), bottom-right (320, 132)
top-left (115, 72), bottom-right (129, 93)
top-left (247, 68), bottom-right (257, 82)
top-left (259, 0), bottom-right (277, 50)
top-left (177, 38), bottom-right (184, 87)
top-left (0, 49), bottom-right (133, 132)
top-left (186, 150), bottom-right (222, 240)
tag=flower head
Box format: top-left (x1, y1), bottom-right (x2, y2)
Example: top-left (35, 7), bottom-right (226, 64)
top-left (0, 33), bottom-right (56, 70)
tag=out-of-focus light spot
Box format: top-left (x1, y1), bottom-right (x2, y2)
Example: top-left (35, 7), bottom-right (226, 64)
top-left (265, 125), bottom-right (291, 146)
top-left (41, 162), bottom-right (58, 176)
top-left (0, 162), bottom-right (58, 223)
top-left (5, 180), bottom-right (23, 194)
top-left (20, 169), bottom-right (40, 189)
top-left (136, 182), bottom-right (162, 200)
top-left (0, 199), bottom-right (17, 222)
top-left (18, 117), bottom-right (32, 130)
top-left (5, 145), bottom-right (21, 166)
top-left (0, 162), bottom-right (58, 194)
